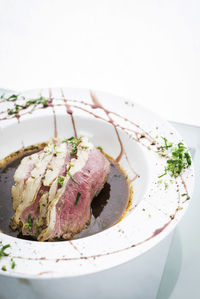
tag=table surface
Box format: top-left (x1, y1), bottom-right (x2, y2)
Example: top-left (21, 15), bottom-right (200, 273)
top-left (0, 0), bottom-right (200, 126)
top-left (157, 122), bottom-right (200, 299)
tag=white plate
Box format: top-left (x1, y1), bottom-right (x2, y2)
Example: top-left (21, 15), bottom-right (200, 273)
top-left (0, 87), bottom-right (194, 278)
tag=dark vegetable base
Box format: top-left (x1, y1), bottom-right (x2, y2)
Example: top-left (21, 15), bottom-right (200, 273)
top-left (0, 146), bottom-right (131, 241)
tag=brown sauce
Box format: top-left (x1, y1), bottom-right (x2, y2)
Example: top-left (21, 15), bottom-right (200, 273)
top-left (0, 144), bottom-right (131, 241)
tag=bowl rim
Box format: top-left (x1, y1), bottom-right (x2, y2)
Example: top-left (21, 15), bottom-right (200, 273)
top-left (0, 87), bottom-right (195, 278)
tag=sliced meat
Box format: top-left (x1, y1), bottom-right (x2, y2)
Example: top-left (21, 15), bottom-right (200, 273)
top-left (11, 152), bottom-right (41, 211)
top-left (38, 138), bottom-right (110, 241)
top-left (20, 142), bottom-right (70, 237)
top-left (11, 141), bottom-right (62, 228)
top-left (11, 137), bottom-right (110, 241)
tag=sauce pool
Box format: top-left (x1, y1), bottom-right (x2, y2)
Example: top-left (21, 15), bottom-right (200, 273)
top-left (0, 144), bottom-right (131, 241)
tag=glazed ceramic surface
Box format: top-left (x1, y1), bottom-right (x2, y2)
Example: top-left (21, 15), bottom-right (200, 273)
top-left (0, 87), bottom-right (194, 278)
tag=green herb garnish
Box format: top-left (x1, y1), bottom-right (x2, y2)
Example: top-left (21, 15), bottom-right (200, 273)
top-left (164, 182), bottom-right (169, 190)
top-left (0, 245), bottom-right (16, 271)
top-left (97, 146), bottom-right (103, 152)
top-left (66, 162), bottom-right (75, 171)
top-left (158, 172), bottom-right (167, 178)
top-left (28, 214), bottom-right (32, 232)
top-left (67, 171), bottom-right (79, 184)
top-left (7, 94), bottom-right (18, 101)
top-left (62, 137), bottom-right (81, 156)
top-left (57, 175), bottom-right (65, 187)
top-left (53, 142), bottom-right (57, 150)
top-left (182, 194), bottom-right (190, 201)
top-left (67, 136), bottom-right (76, 141)
top-left (160, 137), bottom-right (173, 150)
top-left (75, 192), bottom-right (81, 206)
top-left (184, 152), bottom-right (192, 166)
top-left (24, 214), bottom-right (32, 232)
top-left (6, 95), bottom-right (49, 117)
top-left (70, 140), bottom-right (81, 155)
top-left (1, 265), bottom-right (6, 271)
top-left (7, 104), bottom-right (25, 116)
top-left (158, 139), bottom-right (192, 178)
top-left (11, 258), bottom-right (16, 269)
top-left (0, 244), bottom-right (10, 259)
top-left (2, 94), bottom-right (19, 102)
top-left (124, 100), bottom-right (134, 107)
top-left (7, 109), bottom-right (15, 115)
top-left (26, 96), bottom-right (48, 112)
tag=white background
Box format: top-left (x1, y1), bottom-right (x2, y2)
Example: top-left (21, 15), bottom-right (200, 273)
top-left (0, 0), bottom-right (199, 124)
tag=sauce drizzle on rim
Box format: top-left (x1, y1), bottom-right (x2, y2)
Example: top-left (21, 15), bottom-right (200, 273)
top-left (0, 89), bottom-right (191, 249)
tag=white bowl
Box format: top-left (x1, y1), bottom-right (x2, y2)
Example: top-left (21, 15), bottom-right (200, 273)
top-left (0, 87), bottom-right (194, 278)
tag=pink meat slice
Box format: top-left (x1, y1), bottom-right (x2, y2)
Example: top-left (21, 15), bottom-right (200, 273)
top-left (46, 147), bottom-right (110, 240)
top-left (11, 137), bottom-right (110, 241)
top-left (21, 185), bottom-right (49, 235)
